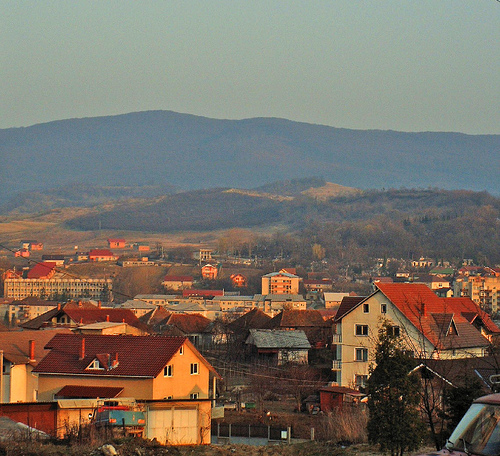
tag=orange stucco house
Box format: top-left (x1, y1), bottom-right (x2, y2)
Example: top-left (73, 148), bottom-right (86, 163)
top-left (33, 334), bottom-right (221, 444)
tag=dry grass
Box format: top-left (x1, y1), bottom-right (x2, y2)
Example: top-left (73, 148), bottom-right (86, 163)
top-left (319, 408), bottom-right (369, 444)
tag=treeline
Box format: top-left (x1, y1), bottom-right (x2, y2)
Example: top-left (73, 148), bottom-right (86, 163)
top-left (65, 187), bottom-right (500, 266)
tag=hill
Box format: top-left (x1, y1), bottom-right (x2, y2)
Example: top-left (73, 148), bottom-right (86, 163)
top-left (1, 110), bottom-right (498, 205)
top-left (59, 185), bottom-right (499, 265)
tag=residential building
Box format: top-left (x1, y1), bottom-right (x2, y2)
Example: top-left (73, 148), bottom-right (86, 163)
top-left (303, 279), bottom-right (333, 293)
top-left (20, 301), bottom-right (147, 333)
top-left (263, 309), bottom-right (332, 347)
top-left (134, 294), bottom-right (178, 306)
top-left (201, 264), bottom-right (219, 280)
top-left (6, 296), bottom-right (59, 326)
top-left (107, 238), bottom-right (126, 249)
top-left (245, 329), bottom-right (311, 365)
top-left (88, 249), bottom-right (118, 262)
top-left (261, 271), bottom-right (300, 295)
top-left (33, 334), bottom-right (221, 444)
top-left (333, 283), bottom-right (500, 389)
top-left (33, 334), bottom-right (219, 401)
top-left (162, 275), bottom-right (194, 291)
top-left (324, 292), bottom-right (351, 310)
top-left (3, 263), bottom-right (113, 301)
top-left (455, 275), bottom-right (500, 315)
top-left (0, 329), bottom-right (70, 402)
top-left (41, 255), bottom-right (65, 265)
top-left (230, 273), bottom-right (247, 288)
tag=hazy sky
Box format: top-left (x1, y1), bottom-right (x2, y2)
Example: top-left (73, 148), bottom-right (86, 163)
top-left (1, 1), bottom-right (499, 134)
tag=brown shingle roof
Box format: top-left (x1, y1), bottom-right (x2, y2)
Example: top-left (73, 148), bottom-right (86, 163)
top-left (229, 308), bottom-right (272, 332)
top-left (33, 334), bottom-right (214, 378)
top-left (264, 310), bottom-right (330, 329)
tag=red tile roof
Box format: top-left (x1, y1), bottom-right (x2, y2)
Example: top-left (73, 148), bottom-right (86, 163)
top-left (164, 313), bottom-right (212, 334)
top-left (265, 310), bottom-right (330, 329)
top-left (33, 334), bottom-right (216, 378)
top-left (27, 262), bottom-right (57, 279)
top-left (89, 249), bottom-right (115, 257)
top-left (229, 308), bottom-right (272, 332)
top-left (375, 283), bottom-right (495, 349)
top-left (21, 302), bottom-right (147, 331)
top-left (163, 276), bottom-right (193, 282)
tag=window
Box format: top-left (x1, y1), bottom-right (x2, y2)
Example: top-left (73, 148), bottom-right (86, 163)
top-left (190, 363), bottom-right (199, 375)
top-left (190, 393), bottom-right (199, 399)
top-left (381, 304), bottom-right (387, 314)
top-left (355, 325), bottom-right (369, 336)
top-left (356, 348), bottom-right (368, 362)
top-left (363, 303), bottom-right (369, 313)
top-left (179, 345), bottom-right (184, 355)
top-left (164, 365), bottom-right (173, 377)
top-left (87, 359), bottom-right (104, 370)
top-left (355, 375), bottom-right (368, 388)
top-left (388, 325), bottom-right (400, 337)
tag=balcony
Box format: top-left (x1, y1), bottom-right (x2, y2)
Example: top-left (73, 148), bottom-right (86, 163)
top-left (332, 360), bottom-right (342, 370)
top-left (332, 334), bottom-right (342, 343)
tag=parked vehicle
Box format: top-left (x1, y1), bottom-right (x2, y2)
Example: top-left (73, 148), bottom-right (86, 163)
top-left (92, 399), bottom-right (145, 436)
top-left (424, 393), bottom-right (500, 456)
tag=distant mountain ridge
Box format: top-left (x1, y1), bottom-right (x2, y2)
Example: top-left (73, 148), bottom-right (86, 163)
top-left (1, 110), bottom-right (498, 204)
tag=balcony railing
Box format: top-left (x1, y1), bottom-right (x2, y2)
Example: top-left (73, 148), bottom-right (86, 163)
top-left (332, 360), bottom-right (342, 370)
top-left (332, 334), bottom-right (342, 343)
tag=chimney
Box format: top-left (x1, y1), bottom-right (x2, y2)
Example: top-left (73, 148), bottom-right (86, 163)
top-left (111, 352), bottom-right (119, 368)
top-left (98, 300), bottom-right (102, 309)
top-left (79, 338), bottom-right (85, 360)
top-left (106, 315), bottom-right (109, 322)
top-left (57, 303), bottom-right (61, 311)
top-left (78, 300), bottom-right (82, 307)
top-left (28, 340), bottom-right (35, 362)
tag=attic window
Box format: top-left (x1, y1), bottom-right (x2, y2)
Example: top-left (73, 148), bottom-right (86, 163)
top-left (87, 359), bottom-right (104, 370)
top-left (179, 345), bottom-right (184, 355)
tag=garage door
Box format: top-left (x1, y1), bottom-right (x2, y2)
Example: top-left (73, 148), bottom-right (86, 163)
top-left (146, 407), bottom-right (198, 445)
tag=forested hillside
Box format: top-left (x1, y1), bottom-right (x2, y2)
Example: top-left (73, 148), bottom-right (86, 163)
top-left (64, 186), bottom-right (500, 265)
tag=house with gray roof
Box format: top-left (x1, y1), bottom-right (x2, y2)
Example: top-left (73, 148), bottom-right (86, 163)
top-left (245, 329), bottom-right (311, 365)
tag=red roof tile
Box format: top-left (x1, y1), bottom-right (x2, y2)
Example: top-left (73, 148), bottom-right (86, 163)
top-left (89, 249), bottom-right (115, 257)
top-left (27, 262), bottom-right (57, 279)
top-left (375, 283), bottom-right (496, 349)
top-left (34, 334), bottom-right (188, 377)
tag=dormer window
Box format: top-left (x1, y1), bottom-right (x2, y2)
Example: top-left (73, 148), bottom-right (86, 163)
top-left (87, 359), bottom-right (104, 370)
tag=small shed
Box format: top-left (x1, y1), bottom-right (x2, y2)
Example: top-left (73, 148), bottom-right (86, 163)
top-left (245, 329), bottom-right (311, 365)
top-left (319, 385), bottom-right (364, 411)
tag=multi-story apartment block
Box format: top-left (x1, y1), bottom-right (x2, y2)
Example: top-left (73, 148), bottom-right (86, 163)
top-left (455, 275), bottom-right (500, 315)
top-left (3, 262), bottom-right (112, 301)
top-left (261, 271), bottom-right (300, 295)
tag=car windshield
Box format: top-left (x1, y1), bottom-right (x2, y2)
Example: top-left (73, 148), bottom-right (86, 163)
top-left (446, 403), bottom-right (500, 456)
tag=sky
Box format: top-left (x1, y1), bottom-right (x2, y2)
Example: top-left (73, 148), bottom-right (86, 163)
top-left (1, 1), bottom-right (499, 135)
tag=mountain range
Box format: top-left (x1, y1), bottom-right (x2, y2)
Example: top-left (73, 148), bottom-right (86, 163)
top-left (1, 111), bottom-right (499, 206)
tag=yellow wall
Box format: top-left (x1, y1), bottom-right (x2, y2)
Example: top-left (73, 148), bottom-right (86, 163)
top-left (37, 375), bottom-right (154, 402)
top-left (36, 341), bottom-right (212, 402)
top-left (338, 292), bottom-right (435, 388)
top-left (151, 343), bottom-right (210, 400)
